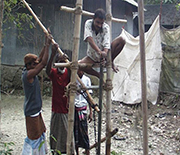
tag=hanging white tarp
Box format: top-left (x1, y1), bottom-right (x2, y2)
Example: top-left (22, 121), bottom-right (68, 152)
top-left (112, 15), bottom-right (162, 105)
top-left (123, 0), bottom-right (138, 7)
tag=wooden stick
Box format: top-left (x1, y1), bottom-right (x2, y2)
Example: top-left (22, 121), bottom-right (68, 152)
top-left (21, 0), bottom-right (99, 112)
top-left (138, 0), bottom-right (148, 154)
top-left (54, 62), bottom-right (99, 68)
top-left (105, 0), bottom-right (113, 154)
top-left (54, 62), bottom-right (71, 68)
top-left (82, 128), bottom-right (118, 153)
top-left (66, 0), bottom-right (82, 153)
top-left (60, 6), bottom-right (127, 23)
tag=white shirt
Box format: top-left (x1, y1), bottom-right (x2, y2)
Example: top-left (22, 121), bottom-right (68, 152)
top-left (75, 75), bottom-right (92, 114)
top-left (84, 19), bottom-right (110, 62)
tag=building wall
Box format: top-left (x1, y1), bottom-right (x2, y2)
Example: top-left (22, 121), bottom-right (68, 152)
top-left (2, 0), bottom-right (136, 66)
top-left (144, 4), bottom-right (180, 28)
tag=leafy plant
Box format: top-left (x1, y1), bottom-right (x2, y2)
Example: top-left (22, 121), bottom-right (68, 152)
top-left (3, 0), bottom-right (34, 40)
top-left (111, 150), bottom-right (125, 155)
top-left (0, 142), bottom-right (15, 155)
top-left (176, 2), bottom-right (180, 10)
top-left (35, 135), bottom-right (62, 155)
top-left (136, 0), bottom-right (180, 4)
top-left (50, 135), bottom-right (62, 155)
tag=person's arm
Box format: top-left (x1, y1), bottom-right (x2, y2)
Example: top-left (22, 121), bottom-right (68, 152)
top-left (101, 24), bottom-right (110, 57)
top-left (38, 29), bottom-right (53, 63)
top-left (88, 104), bottom-right (92, 123)
top-left (27, 34), bottom-right (52, 82)
top-left (46, 43), bottom-right (58, 77)
top-left (87, 76), bottom-right (92, 123)
top-left (86, 37), bottom-right (101, 55)
top-left (37, 46), bottom-right (46, 63)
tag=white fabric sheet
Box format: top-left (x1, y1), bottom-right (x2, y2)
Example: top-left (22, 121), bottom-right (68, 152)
top-left (112, 15), bottom-right (162, 105)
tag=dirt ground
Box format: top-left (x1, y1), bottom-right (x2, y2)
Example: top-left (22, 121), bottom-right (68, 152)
top-left (0, 93), bottom-right (180, 155)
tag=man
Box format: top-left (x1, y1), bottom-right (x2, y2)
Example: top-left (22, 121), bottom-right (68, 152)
top-left (79, 8), bottom-right (125, 78)
top-left (21, 33), bottom-right (52, 154)
top-left (46, 45), bottom-right (71, 154)
top-left (74, 70), bottom-right (93, 155)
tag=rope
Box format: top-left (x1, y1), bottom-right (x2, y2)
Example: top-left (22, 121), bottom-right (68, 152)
top-left (65, 82), bottom-right (77, 98)
top-left (104, 78), bottom-right (113, 91)
top-left (74, 5), bottom-right (82, 14)
top-left (70, 61), bottom-right (78, 70)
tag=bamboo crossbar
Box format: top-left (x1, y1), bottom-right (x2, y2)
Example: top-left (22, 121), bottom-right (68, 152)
top-left (82, 128), bottom-right (118, 153)
top-left (60, 6), bottom-right (127, 23)
top-left (83, 85), bottom-right (99, 90)
top-left (54, 62), bottom-right (71, 68)
top-left (54, 62), bottom-right (100, 68)
top-left (21, 0), bottom-right (99, 112)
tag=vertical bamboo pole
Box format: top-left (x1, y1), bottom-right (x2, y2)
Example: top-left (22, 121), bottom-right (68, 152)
top-left (105, 0), bottom-right (112, 154)
top-left (97, 64), bottom-right (103, 155)
top-left (138, 0), bottom-right (148, 155)
top-left (66, 0), bottom-right (83, 154)
top-left (0, 0), bottom-right (4, 138)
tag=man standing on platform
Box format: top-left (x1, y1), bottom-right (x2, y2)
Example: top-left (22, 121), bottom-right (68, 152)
top-left (79, 8), bottom-right (125, 78)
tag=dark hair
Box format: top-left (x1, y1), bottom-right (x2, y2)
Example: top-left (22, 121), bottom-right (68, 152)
top-left (94, 8), bottom-right (106, 20)
top-left (55, 49), bottom-right (72, 63)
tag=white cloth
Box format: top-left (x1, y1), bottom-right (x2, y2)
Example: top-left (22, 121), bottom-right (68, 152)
top-left (84, 19), bottom-right (110, 62)
top-left (112, 15), bottom-right (162, 105)
top-left (75, 75), bottom-right (92, 114)
top-left (30, 110), bottom-right (42, 117)
top-left (21, 133), bottom-right (48, 155)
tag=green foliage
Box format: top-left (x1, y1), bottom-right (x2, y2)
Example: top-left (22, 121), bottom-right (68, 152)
top-left (38, 140), bottom-right (45, 151)
top-left (175, 2), bottom-right (180, 9)
top-left (137, 0), bottom-right (180, 4)
top-left (3, 0), bottom-right (34, 39)
top-left (51, 135), bottom-right (57, 142)
top-left (111, 150), bottom-right (125, 155)
top-left (50, 135), bottom-right (62, 155)
top-left (0, 142), bottom-right (15, 155)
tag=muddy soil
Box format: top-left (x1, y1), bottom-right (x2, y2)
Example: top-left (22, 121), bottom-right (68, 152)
top-left (0, 94), bottom-right (180, 155)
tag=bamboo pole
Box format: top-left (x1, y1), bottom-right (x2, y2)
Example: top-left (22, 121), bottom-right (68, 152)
top-left (54, 62), bottom-right (99, 68)
top-left (105, 0), bottom-right (113, 154)
top-left (82, 128), bottom-right (118, 154)
top-left (60, 6), bottom-right (127, 23)
top-left (0, 0), bottom-right (4, 138)
top-left (66, 0), bottom-right (83, 154)
top-left (21, 0), bottom-right (99, 112)
top-left (97, 64), bottom-right (103, 155)
top-left (138, 0), bottom-right (148, 155)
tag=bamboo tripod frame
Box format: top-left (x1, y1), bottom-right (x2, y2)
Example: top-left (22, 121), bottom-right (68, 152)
top-left (21, 0), bottom-right (149, 155)
top-left (61, 2), bottom-right (127, 155)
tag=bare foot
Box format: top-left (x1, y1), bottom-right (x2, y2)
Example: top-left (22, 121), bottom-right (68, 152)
top-left (112, 63), bottom-right (119, 73)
